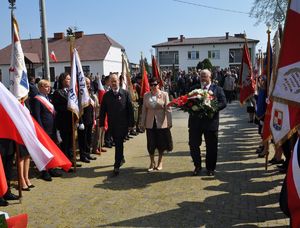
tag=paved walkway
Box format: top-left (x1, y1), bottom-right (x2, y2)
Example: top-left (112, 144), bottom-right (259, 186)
top-left (4, 101), bottom-right (289, 227)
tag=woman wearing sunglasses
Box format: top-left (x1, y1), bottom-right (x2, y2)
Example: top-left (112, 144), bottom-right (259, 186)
top-left (141, 78), bottom-right (173, 172)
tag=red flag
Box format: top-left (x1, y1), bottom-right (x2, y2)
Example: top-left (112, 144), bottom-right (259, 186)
top-left (270, 0), bottom-right (300, 146)
top-left (0, 82), bottom-right (72, 171)
top-left (140, 61), bottom-right (150, 98)
top-left (152, 55), bottom-right (164, 88)
top-left (0, 156), bottom-right (8, 197)
top-left (239, 42), bottom-right (255, 105)
top-left (6, 213), bottom-right (28, 228)
top-left (50, 51), bottom-right (58, 62)
top-left (286, 137), bottom-right (300, 228)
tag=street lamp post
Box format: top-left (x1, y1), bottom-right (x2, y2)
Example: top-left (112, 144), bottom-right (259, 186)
top-left (39, 0), bottom-right (50, 80)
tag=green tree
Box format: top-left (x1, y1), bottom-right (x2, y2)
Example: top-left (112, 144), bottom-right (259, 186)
top-left (201, 58), bottom-right (213, 70)
top-left (250, 0), bottom-right (288, 28)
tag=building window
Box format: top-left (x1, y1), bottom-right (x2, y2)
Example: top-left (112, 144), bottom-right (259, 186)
top-left (64, 66), bottom-right (71, 74)
top-left (158, 51), bottom-right (179, 65)
top-left (229, 48), bottom-right (251, 63)
top-left (50, 67), bottom-right (55, 82)
top-left (82, 66), bottom-right (90, 75)
top-left (188, 51), bottom-right (199, 60)
top-left (208, 50), bottom-right (220, 59)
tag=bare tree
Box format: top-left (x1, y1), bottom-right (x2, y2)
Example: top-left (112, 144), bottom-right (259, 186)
top-left (250, 0), bottom-right (288, 27)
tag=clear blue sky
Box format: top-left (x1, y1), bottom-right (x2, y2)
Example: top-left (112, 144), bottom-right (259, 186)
top-left (0, 0), bottom-right (273, 63)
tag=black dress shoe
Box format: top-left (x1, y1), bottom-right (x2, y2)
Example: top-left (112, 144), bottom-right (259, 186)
top-left (120, 158), bottom-right (126, 167)
top-left (72, 163), bottom-right (82, 168)
top-left (113, 168), bottom-right (119, 176)
top-left (103, 143), bottom-right (112, 148)
top-left (129, 131), bottom-right (137, 136)
top-left (22, 187), bottom-right (30, 191)
top-left (80, 157), bottom-right (90, 163)
top-left (269, 158), bottom-right (284, 165)
top-left (86, 155), bottom-right (97, 160)
top-left (28, 184), bottom-right (35, 188)
top-left (3, 192), bottom-right (19, 201)
top-left (0, 198), bottom-right (9, 206)
top-left (206, 170), bottom-right (215, 176)
top-left (41, 170), bottom-right (52, 181)
top-left (192, 166), bottom-right (201, 176)
top-left (49, 168), bottom-right (63, 177)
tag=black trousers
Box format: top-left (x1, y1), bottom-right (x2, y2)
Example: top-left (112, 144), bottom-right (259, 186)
top-left (60, 129), bottom-right (73, 160)
top-left (111, 128), bottom-right (127, 169)
top-left (78, 124), bottom-right (93, 159)
top-left (189, 128), bottom-right (218, 171)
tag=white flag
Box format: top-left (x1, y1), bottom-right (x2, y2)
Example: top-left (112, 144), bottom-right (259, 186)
top-left (9, 15), bottom-right (29, 100)
top-left (68, 49), bottom-right (90, 118)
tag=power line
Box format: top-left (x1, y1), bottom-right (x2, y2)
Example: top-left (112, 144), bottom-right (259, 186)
top-left (172, 0), bottom-right (250, 15)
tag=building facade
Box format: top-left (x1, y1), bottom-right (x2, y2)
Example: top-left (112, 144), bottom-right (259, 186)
top-left (0, 32), bottom-right (125, 87)
top-left (152, 33), bottom-right (259, 72)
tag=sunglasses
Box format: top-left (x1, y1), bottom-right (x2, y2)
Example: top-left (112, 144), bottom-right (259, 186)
top-left (150, 83), bottom-right (158, 87)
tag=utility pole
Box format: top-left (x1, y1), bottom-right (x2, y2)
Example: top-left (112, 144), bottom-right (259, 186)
top-left (39, 0), bottom-right (50, 80)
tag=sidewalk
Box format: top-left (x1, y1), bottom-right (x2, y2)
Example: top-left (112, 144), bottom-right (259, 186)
top-left (4, 101), bottom-right (289, 227)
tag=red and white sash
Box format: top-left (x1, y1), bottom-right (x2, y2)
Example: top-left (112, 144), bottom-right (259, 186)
top-left (34, 95), bottom-right (55, 115)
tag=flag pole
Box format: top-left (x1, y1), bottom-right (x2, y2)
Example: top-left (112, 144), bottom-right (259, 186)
top-left (9, 1), bottom-right (22, 201)
top-left (69, 35), bottom-right (77, 172)
top-left (265, 24), bottom-right (271, 171)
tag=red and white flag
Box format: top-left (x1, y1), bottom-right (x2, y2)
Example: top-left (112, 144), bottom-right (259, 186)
top-left (68, 49), bottom-right (90, 118)
top-left (9, 15), bottom-right (29, 100)
top-left (50, 50), bottom-right (58, 62)
top-left (0, 82), bottom-right (72, 171)
top-left (97, 76), bottom-right (105, 105)
top-left (239, 41), bottom-right (255, 105)
top-left (0, 156), bottom-right (8, 197)
top-left (270, 0), bottom-right (300, 145)
top-left (287, 136), bottom-right (300, 227)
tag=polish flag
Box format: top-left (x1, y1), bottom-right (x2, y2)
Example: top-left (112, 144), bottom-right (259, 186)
top-left (50, 51), bottom-right (58, 62)
top-left (0, 156), bottom-right (8, 197)
top-left (270, 0), bottom-right (300, 146)
top-left (97, 77), bottom-right (105, 105)
top-left (0, 82), bottom-right (72, 171)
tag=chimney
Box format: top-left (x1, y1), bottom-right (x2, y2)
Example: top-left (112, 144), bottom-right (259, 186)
top-left (234, 33), bottom-right (246, 38)
top-left (180, 35), bottom-right (185, 42)
top-left (225, 32), bottom-right (229, 39)
top-left (54, 32), bottom-right (64, 39)
top-left (75, 31), bottom-right (84, 39)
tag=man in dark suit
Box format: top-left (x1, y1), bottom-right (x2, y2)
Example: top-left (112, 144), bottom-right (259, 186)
top-left (100, 74), bottom-right (134, 176)
top-left (32, 79), bottom-right (62, 180)
top-left (189, 69), bottom-right (227, 176)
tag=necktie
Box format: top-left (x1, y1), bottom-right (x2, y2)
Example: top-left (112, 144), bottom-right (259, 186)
top-left (203, 86), bottom-right (207, 90)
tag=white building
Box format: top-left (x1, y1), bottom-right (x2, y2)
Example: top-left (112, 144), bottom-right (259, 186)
top-left (0, 31), bottom-right (125, 86)
top-left (152, 33), bottom-right (259, 72)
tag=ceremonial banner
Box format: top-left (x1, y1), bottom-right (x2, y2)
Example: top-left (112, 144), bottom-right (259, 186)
top-left (152, 55), bottom-right (164, 88)
top-left (239, 42), bottom-right (255, 105)
top-left (68, 49), bottom-right (90, 118)
top-left (270, 0), bottom-right (300, 145)
top-left (272, 0), bottom-right (300, 106)
top-left (140, 59), bottom-right (150, 98)
top-left (9, 15), bottom-right (29, 100)
top-left (287, 137), bottom-right (300, 227)
top-left (0, 82), bottom-right (72, 171)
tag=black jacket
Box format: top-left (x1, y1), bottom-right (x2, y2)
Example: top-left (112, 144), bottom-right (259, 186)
top-left (188, 84), bottom-right (227, 131)
top-left (99, 88), bottom-right (134, 130)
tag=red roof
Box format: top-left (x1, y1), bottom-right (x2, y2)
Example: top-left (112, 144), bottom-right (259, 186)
top-left (0, 33), bottom-right (124, 65)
